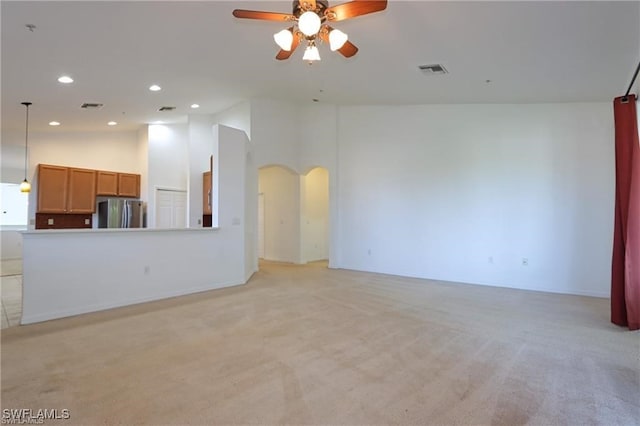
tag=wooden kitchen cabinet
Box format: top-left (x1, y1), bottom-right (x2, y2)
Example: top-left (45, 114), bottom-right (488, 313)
top-left (37, 165), bottom-right (96, 213)
top-left (203, 171), bottom-right (212, 215)
top-left (67, 168), bottom-right (96, 213)
top-left (37, 164), bottom-right (69, 213)
top-left (118, 173), bottom-right (140, 198)
top-left (96, 171), bottom-right (118, 196)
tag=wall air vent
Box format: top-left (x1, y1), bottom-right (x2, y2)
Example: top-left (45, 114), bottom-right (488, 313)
top-left (80, 103), bottom-right (104, 109)
top-left (418, 64), bottom-right (448, 75)
top-left (158, 106), bottom-right (176, 112)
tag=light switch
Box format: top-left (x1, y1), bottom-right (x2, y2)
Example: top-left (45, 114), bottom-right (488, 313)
top-left (47, 218), bottom-right (54, 225)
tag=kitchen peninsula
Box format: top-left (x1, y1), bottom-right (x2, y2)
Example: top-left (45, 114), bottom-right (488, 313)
top-left (21, 126), bottom-right (256, 325)
top-left (20, 226), bottom-right (255, 324)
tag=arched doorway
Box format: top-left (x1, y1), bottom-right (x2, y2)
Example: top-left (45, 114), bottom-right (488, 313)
top-left (257, 165), bottom-right (329, 264)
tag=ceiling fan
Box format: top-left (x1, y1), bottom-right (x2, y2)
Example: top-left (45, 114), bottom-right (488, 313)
top-left (232, 0), bottom-right (387, 62)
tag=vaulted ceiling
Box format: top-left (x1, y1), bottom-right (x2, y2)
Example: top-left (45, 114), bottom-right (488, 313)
top-left (1, 1), bottom-right (638, 133)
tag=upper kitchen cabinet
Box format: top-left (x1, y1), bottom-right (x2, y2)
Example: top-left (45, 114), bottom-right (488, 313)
top-left (37, 164), bottom-right (69, 213)
top-left (67, 168), bottom-right (96, 213)
top-left (37, 165), bottom-right (96, 213)
top-left (96, 171), bottom-right (141, 197)
top-left (96, 171), bottom-right (118, 196)
top-left (117, 173), bottom-right (140, 198)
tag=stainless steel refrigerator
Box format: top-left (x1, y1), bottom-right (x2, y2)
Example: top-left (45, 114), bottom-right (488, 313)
top-left (98, 199), bottom-right (146, 228)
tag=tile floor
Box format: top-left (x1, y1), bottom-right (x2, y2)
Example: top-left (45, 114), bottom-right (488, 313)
top-left (1, 259), bottom-right (23, 329)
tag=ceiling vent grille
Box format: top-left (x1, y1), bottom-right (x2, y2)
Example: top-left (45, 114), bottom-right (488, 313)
top-left (80, 103), bottom-right (104, 109)
top-left (158, 106), bottom-right (176, 112)
top-left (418, 64), bottom-right (448, 75)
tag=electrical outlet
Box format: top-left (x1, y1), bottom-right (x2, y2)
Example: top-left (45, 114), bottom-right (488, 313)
top-left (488, 256), bottom-right (494, 264)
top-left (47, 218), bottom-right (54, 225)
top-left (522, 258), bottom-right (529, 266)
top-left (84, 218), bottom-right (90, 225)
top-left (368, 249), bottom-right (372, 256)
top-left (144, 266), bottom-right (150, 274)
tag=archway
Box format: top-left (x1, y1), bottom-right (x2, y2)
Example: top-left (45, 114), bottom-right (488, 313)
top-left (257, 165), bottom-right (330, 264)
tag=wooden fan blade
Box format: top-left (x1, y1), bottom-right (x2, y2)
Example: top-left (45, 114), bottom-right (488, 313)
top-left (298, 0), bottom-right (317, 11)
top-left (276, 30), bottom-right (301, 60)
top-left (325, 0), bottom-right (387, 22)
top-left (232, 9), bottom-right (294, 22)
top-left (338, 40), bottom-right (358, 57)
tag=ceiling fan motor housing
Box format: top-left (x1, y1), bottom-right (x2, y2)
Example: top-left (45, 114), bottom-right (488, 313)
top-left (293, 0), bottom-right (329, 18)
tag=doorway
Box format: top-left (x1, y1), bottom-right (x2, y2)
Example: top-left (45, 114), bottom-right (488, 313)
top-left (257, 166), bottom-right (329, 264)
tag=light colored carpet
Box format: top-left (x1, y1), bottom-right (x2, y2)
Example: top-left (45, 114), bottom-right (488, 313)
top-left (1, 261), bottom-right (638, 425)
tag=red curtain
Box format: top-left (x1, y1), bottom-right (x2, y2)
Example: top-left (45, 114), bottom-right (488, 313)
top-left (612, 94), bottom-right (640, 330)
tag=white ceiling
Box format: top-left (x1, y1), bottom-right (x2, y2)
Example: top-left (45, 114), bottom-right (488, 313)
top-left (1, 1), bottom-right (639, 134)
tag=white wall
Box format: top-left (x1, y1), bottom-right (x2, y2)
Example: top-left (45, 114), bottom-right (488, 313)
top-left (250, 99), bottom-right (299, 171)
top-left (137, 126), bottom-right (150, 203)
top-left (1, 229), bottom-right (23, 260)
top-left (146, 124), bottom-right (189, 228)
top-left (258, 166), bottom-right (300, 263)
top-left (298, 103), bottom-right (339, 266)
top-left (21, 229), bottom-right (244, 324)
top-left (0, 141), bottom-right (28, 183)
top-left (335, 103), bottom-right (614, 297)
top-left (211, 101), bottom-right (251, 140)
top-left (301, 167), bottom-right (329, 262)
top-left (214, 125), bottom-right (256, 280)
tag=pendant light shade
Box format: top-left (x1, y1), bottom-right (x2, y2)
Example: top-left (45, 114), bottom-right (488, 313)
top-left (274, 29), bottom-right (294, 51)
top-left (21, 102), bottom-right (32, 193)
top-left (302, 44), bottom-right (321, 62)
top-left (329, 29), bottom-right (348, 51)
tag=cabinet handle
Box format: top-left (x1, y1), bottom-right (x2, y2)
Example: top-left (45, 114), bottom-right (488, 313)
top-left (208, 191), bottom-right (211, 208)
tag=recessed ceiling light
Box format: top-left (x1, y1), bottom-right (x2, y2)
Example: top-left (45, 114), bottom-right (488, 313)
top-left (190, 104), bottom-right (200, 109)
top-left (149, 84), bottom-right (161, 92)
top-left (107, 121), bottom-right (117, 126)
top-left (57, 75), bottom-right (74, 84)
top-left (49, 121), bottom-right (60, 126)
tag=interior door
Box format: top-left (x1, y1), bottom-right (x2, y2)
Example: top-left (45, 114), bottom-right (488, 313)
top-left (155, 189), bottom-right (187, 228)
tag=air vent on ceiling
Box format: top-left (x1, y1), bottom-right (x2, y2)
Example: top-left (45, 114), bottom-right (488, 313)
top-left (418, 64), bottom-right (448, 75)
top-left (80, 103), bottom-right (104, 109)
top-left (158, 106), bottom-right (176, 112)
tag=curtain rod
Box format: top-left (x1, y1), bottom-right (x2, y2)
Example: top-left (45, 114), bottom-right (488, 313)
top-left (622, 61), bottom-right (640, 102)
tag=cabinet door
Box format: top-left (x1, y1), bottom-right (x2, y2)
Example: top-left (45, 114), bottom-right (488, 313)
top-left (203, 171), bottom-right (212, 215)
top-left (96, 171), bottom-right (118, 196)
top-left (118, 173), bottom-right (140, 198)
top-left (67, 168), bottom-right (97, 213)
top-left (37, 165), bottom-right (69, 213)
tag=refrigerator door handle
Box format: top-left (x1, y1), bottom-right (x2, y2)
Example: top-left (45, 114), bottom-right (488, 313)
top-left (127, 202), bottom-right (132, 228)
top-left (120, 201), bottom-right (126, 228)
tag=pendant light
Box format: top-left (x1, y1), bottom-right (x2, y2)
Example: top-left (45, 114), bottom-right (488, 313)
top-left (20, 102), bottom-right (32, 193)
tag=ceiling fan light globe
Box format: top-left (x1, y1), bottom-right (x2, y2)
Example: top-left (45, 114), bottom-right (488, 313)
top-left (303, 45), bottom-right (321, 61)
top-left (329, 29), bottom-right (348, 51)
top-left (298, 11), bottom-right (321, 36)
top-left (274, 29), bottom-right (294, 51)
